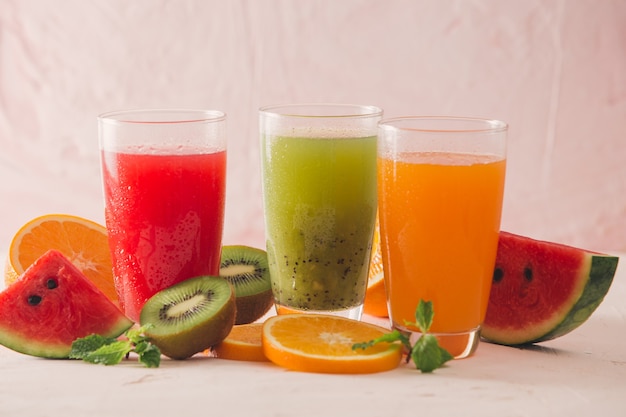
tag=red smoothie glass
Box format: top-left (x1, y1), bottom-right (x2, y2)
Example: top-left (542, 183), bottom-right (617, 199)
top-left (98, 109), bottom-right (227, 322)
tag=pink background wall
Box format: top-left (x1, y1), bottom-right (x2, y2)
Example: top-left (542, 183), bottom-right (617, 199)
top-left (1, 0), bottom-right (625, 254)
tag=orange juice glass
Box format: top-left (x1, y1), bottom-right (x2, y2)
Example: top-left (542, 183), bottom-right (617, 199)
top-left (378, 116), bottom-right (507, 358)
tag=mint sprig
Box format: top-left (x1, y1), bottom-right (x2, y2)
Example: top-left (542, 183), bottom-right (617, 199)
top-left (352, 299), bottom-right (453, 373)
top-left (69, 325), bottom-right (161, 368)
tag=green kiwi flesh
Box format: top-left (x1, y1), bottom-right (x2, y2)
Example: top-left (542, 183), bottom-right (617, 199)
top-left (139, 276), bottom-right (236, 360)
top-left (220, 245), bottom-right (273, 324)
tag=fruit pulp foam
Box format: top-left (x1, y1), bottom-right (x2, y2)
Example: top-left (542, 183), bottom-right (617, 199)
top-left (101, 148), bottom-right (226, 322)
top-left (378, 152), bottom-right (506, 334)
top-left (262, 134), bottom-right (377, 312)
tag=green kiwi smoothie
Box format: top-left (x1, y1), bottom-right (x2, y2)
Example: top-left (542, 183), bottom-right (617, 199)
top-left (261, 133), bottom-right (377, 313)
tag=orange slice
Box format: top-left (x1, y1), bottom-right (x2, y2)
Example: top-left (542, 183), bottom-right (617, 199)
top-left (212, 323), bottom-right (268, 362)
top-left (363, 214), bottom-right (388, 317)
top-left (5, 214), bottom-right (118, 305)
top-left (262, 314), bottom-right (402, 374)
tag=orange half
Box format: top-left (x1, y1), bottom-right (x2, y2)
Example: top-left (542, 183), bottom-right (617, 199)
top-left (5, 214), bottom-right (118, 305)
top-left (262, 314), bottom-right (402, 374)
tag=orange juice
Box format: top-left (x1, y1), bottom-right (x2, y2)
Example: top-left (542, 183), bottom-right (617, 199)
top-left (378, 151), bottom-right (506, 334)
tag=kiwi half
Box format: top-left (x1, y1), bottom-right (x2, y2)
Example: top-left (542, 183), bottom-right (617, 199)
top-left (220, 245), bottom-right (273, 324)
top-left (139, 276), bottom-right (236, 360)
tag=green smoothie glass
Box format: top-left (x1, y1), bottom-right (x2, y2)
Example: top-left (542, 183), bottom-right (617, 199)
top-left (260, 104), bottom-right (382, 320)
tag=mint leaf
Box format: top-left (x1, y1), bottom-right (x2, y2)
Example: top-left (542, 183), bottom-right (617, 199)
top-left (70, 326), bottom-right (161, 367)
top-left (137, 343), bottom-right (161, 368)
top-left (410, 334), bottom-right (453, 373)
top-left (352, 299), bottom-right (453, 373)
top-left (81, 340), bottom-right (133, 365)
top-left (415, 300), bottom-right (434, 333)
top-left (125, 324), bottom-right (153, 345)
top-left (406, 299), bottom-right (453, 372)
top-left (69, 334), bottom-right (117, 359)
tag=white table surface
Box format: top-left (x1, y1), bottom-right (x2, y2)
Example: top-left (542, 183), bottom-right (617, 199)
top-left (1, 253), bottom-right (625, 417)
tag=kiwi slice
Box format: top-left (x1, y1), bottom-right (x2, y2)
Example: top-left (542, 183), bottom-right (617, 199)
top-left (220, 245), bottom-right (273, 325)
top-left (139, 276), bottom-right (236, 360)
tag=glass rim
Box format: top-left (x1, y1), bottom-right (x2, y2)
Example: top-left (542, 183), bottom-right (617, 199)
top-left (259, 103), bottom-right (383, 119)
top-left (98, 108), bottom-right (226, 125)
top-left (379, 116), bottom-right (508, 133)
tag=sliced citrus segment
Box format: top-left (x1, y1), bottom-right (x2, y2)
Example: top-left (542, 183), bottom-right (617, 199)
top-left (262, 314), bottom-right (402, 374)
top-left (5, 214), bottom-right (118, 305)
top-left (363, 214), bottom-right (388, 317)
top-left (212, 322), bottom-right (268, 362)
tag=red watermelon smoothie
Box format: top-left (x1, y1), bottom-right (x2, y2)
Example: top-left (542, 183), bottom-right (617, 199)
top-left (98, 110), bottom-right (227, 322)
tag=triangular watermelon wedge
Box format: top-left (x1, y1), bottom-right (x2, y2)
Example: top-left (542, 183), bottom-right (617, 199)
top-left (0, 249), bottom-right (133, 358)
top-left (482, 232), bottom-right (619, 346)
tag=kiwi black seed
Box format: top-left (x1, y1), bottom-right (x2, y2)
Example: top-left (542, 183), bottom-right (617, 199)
top-left (139, 276), bottom-right (236, 360)
top-left (220, 245), bottom-right (273, 324)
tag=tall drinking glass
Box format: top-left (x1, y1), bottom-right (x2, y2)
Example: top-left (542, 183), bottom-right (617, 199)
top-left (260, 104), bottom-right (382, 320)
top-left (378, 116), bottom-right (507, 358)
top-left (98, 109), bottom-right (227, 322)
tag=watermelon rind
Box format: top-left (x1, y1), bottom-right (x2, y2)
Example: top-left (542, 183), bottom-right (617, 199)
top-left (532, 254), bottom-right (617, 344)
top-left (481, 232), bottom-right (619, 346)
top-left (0, 313), bottom-right (132, 359)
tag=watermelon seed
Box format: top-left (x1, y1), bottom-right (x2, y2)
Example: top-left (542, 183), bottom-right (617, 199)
top-left (46, 278), bottom-right (58, 289)
top-left (493, 268), bottom-right (504, 283)
top-left (524, 267), bottom-right (533, 282)
top-left (27, 295), bottom-right (42, 306)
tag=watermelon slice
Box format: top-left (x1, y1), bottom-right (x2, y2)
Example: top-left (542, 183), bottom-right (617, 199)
top-left (482, 231), bottom-right (619, 346)
top-left (0, 249), bottom-right (133, 358)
